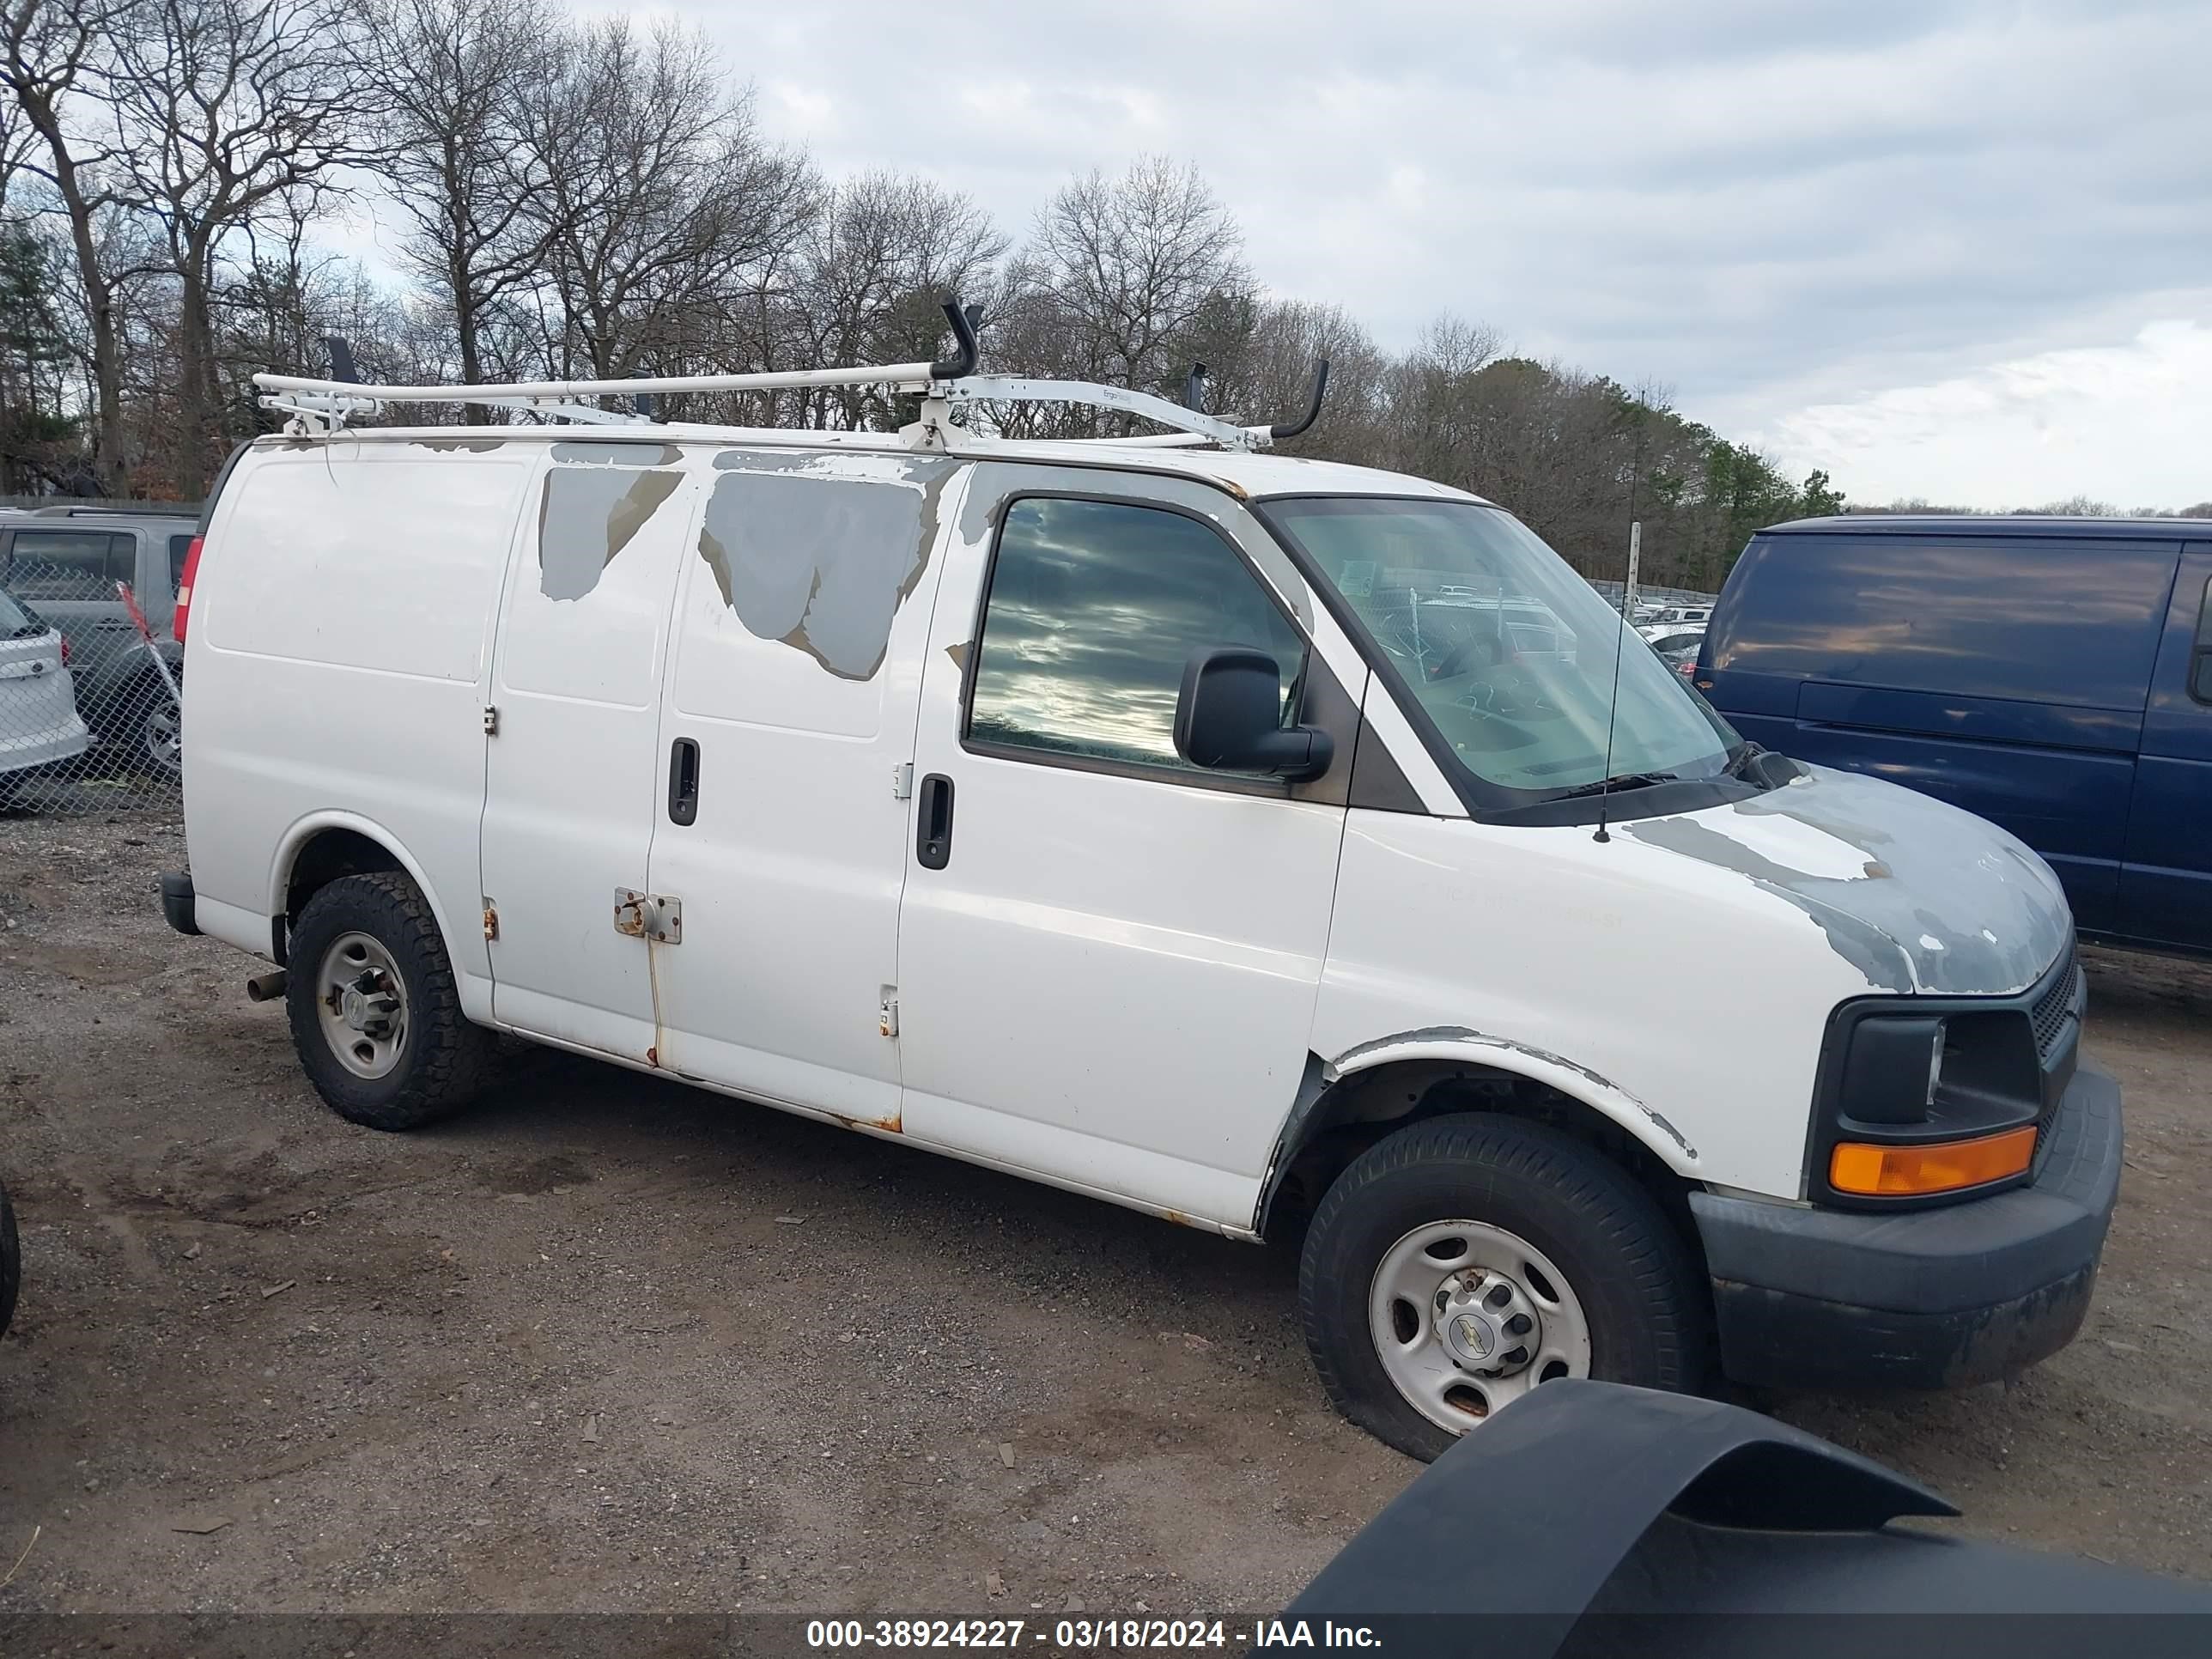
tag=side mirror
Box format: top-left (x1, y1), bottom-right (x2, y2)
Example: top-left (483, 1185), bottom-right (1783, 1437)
top-left (1173, 647), bottom-right (1334, 782)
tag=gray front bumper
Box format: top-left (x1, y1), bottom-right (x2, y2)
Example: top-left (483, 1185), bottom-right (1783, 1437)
top-left (1690, 1060), bottom-right (2122, 1389)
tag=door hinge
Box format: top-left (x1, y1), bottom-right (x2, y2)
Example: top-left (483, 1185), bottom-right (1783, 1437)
top-left (482, 902), bottom-right (499, 941)
top-left (483, 704), bottom-right (499, 735)
top-left (891, 762), bottom-right (914, 799)
top-left (878, 988), bottom-right (899, 1038)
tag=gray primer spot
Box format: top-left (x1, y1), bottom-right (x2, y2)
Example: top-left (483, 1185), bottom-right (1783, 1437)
top-left (553, 441), bottom-right (680, 467)
top-left (538, 468), bottom-right (683, 600)
top-left (1620, 763), bottom-right (2073, 994)
top-left (696, 459), bottom-right (955, 680)
top-left (1323, 1024), bottom-right (1697, 1160)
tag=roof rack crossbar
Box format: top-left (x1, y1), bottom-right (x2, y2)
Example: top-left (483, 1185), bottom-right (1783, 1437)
top-left (248, 296), bottom-right (1327, 454)
top-left (946, 376), bottom-right (1266, 450)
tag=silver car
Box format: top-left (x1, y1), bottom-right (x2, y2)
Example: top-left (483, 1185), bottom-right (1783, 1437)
top-left (0, 581), bottom-right (90, 803)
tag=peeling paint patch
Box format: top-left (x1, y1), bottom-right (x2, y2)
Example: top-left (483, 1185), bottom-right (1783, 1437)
top-left (695, 456), bottom-right (955, 680)
top-left (1620, 763), bottom-right (2072, 995)
top-left (1322, 1024), bottom-right (1698, 1160)
top-left (538, 467), bottom-right (683, 600)
top-left (553, 441), bottom-right (679, 466)
top-left (945, 640), bottom-right (970, 672)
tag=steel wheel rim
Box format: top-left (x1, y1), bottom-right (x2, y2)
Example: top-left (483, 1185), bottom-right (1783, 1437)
top-left (315, 931), bottom-right (410, 1080)
top-left (143, 701), bottom-right (180, 774)
top-left (1368, 1218), bottom-right (1592, 1434)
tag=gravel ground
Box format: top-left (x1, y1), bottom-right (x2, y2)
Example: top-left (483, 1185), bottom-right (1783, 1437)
top-left (1, 810), bottom-right (2208, 1615)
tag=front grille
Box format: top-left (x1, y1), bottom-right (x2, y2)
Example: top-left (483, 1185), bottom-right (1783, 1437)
top-left (2031, 939), bottom-right (2081, 1063)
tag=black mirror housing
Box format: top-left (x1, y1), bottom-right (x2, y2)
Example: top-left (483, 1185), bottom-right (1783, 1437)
top-left (1173, 647), bottom-right (1334, 782)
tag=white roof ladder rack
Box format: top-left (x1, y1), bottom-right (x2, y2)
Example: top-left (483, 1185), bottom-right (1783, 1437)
top-left (251, 301), bottom-right (1329, 453)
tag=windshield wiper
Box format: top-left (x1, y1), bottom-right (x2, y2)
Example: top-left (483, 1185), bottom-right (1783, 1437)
top-left (1547, 771), bottom-right (1680, 801)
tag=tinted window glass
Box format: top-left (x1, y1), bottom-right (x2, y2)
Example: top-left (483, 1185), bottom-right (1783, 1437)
top-left (168, 532), bottom-right (195, 592)
top-left (969, 496), bottom-right (1305, 774)
top-left (2192, 575), bottom-right (2212, 706)
top-left (1712, 534), bottom-right (2177, 708)
top-left (5, 529), bottom-right (131, 600)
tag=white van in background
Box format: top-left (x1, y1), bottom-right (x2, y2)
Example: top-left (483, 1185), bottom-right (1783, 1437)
top-left (161, 330), bottom-right (2119, 1459)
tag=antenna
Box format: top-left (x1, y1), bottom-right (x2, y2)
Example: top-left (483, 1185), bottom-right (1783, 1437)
top-left (1593, 520), bottom-right (1640, 844)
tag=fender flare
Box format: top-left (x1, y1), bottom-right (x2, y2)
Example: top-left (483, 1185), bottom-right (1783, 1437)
top-left (1256, 1026), bottom-right (1704, 1233)
top-left (1321, 1027), bottom-right (1701, 1169)
top-left (269, 811), bottom-right (463, 969)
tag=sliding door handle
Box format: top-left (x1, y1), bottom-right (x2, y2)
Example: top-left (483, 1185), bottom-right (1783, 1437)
top-left (916, 772), bottom-right (955, 869)
top-left (667, 737), bottom-right (700, 825)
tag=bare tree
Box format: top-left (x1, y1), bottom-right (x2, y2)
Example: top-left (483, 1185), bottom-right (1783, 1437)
top-left (520, 16), bottom-right (815, 384)
top-left (996, 155), bottom-right (1254, 434)
top-left (1, 0), bottom-right (140, 492)
top-left (100, 0), bottom-right (385, 492)
top-left (781, 169), bottom-right (1005, 429)
top-left (368, 0), bottom-right (556, 416)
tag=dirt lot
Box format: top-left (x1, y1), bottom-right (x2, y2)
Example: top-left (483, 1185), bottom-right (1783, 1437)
top-left (2, 811), bottom-right (2209, 1615)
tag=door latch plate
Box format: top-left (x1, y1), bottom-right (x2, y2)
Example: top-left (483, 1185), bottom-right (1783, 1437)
top-left (614, 889), bottom-right (682, 943)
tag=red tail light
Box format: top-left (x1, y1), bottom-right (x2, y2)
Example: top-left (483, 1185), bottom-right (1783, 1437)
top-left (173, 536), bottom-right (204, 642)
top-left (58, 632), bottom-right (70, 665)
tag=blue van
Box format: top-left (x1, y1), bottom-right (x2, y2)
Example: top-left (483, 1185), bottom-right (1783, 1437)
top-left (1698, 516), bottom-right (2212, 956)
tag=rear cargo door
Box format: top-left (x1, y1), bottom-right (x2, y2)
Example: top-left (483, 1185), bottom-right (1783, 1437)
top-left (2119, 544), bottom-right (2212, 950)
top-left (480, 442), bottom-right (699, 1061)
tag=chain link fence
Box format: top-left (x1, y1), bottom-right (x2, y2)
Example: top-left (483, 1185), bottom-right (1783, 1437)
top-left (1, 551), bottom-right (185, 818)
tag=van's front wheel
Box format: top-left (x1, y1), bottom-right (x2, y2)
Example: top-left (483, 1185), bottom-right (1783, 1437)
top-left (1299, 1112), bottom-right (1705, 1461)
top-left (286, 872), bottom-right (493, 1130)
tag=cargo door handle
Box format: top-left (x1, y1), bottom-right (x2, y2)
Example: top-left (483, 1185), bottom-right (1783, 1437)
top-left (667, 737), bottom-right (700, 825)
top-left (916, 772), bottom-right (954, 869)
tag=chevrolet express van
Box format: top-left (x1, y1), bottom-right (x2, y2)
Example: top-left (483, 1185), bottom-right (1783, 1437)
top-left (1699, 514), bottom-right (2212, 957)
top-left (160, 335), bottom-right (2120, 1459)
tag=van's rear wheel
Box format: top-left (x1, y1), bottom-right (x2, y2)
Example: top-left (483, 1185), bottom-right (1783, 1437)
top-left (1299, 1112), bottom-right (1705, 1461)
top-left (286, 872), bottom-right (493, 1130)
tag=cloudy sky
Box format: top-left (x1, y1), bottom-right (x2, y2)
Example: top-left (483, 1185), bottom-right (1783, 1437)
top-left (563, 0), bottom-right (2211, 509)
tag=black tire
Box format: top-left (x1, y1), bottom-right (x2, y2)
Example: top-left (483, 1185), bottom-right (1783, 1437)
top-left (0, 1177), bottom-right (19, 1341)
top-left (1299, 1111), bottom-right (1706, 1461)
top-left (285, 871), bottom-right (495, 1130)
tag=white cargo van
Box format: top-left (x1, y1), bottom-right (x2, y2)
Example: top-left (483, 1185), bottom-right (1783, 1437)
top-left (161, 315), bottom-right (2119, 1459)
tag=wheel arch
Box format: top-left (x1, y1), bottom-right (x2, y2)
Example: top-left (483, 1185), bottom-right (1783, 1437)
top-left (1255, 1031), bottom-right (1705, 1252)
top-left (270, 814), bottom-right (453, 968)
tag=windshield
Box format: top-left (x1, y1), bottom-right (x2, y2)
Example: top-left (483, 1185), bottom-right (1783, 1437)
top-left (1261, 498), bottom-right (1736, 801)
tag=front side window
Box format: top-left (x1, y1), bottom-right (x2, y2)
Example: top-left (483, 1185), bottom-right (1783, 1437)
top-left (968, 496), bottom-right (1306, 775)
top-left (1261, 497), bottom-right (1735, 801)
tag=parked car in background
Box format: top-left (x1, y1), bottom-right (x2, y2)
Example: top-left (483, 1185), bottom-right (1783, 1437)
top-left (1644, 626), bottom-right (1705, 678)
top-left (1699, 514), bottom-right (2212, 957)
top-left (0, 580), bottom-right (90, 803)
top-left (0, 504), bottom-right (194, 775)
top-left (1645, 604), bottom-right (1711, 628)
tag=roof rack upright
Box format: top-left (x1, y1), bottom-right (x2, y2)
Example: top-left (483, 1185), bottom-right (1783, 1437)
top-left (251, 298), bottom-right (1329, 455)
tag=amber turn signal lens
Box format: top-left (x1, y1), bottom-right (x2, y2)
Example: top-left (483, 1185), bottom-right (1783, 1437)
top-left (1830, 1125), bottom-right (2038, 1196)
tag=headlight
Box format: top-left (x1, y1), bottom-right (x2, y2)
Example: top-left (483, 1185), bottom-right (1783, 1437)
top-left (1815, 1006), bottom-right (2042, 1206)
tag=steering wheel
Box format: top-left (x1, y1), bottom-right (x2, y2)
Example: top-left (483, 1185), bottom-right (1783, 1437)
top-left (1430, 630), bottom-right (1506, 681)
